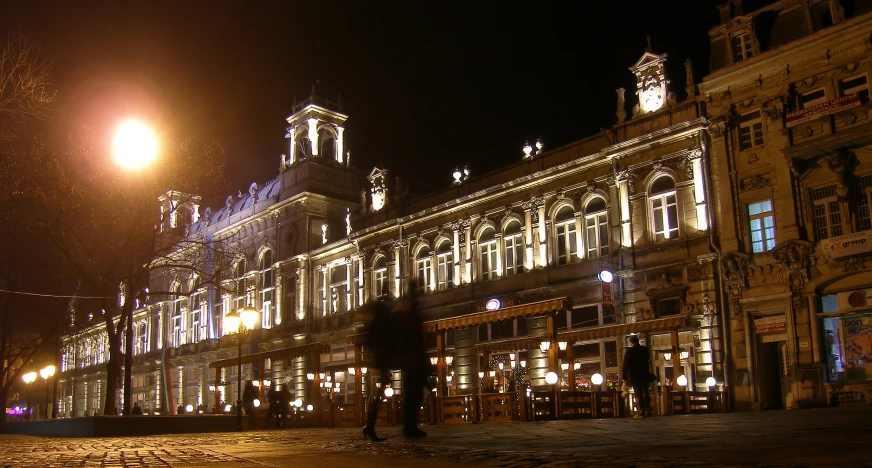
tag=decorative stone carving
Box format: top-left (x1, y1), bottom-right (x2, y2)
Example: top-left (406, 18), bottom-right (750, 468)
top-left (763, 100), bottom-right (784, 121)
top-left (249, 183), bottom-right (258, 202)
top-left (747, 152), bottom-right (759, 164)
top-left (631, 44), bottom-right (670, 114)
top-left (800, 126), bottom-right (814, 138)
top-left (616, 87), bottom-right (627, 122)
top-left (708, 121), bottom-right (726, 139)
top-left (741, 174), bottom-right (771, 191)
top-left (652, 159), bottom-right (663, 173)
top-left (844, 114), bottom-right (858, 125)
top-left (720, 252), bottom-right (749, 318)
top-left (825, 148), bottom-right (856, 201)
top-left (771, 240), bottom-right (813, 310)
top-left (368, 167), bottom-right (389, 211)
top-left (841, 256), bottom-right (867, 273)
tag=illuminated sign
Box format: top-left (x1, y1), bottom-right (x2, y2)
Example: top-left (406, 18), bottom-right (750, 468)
top-left (786, 94), bottom-right (861, 128)
top-left (821, 230), bottom-right (872, 259)
top-left (485, 299), bottom-right (501, 311)
top-left (476, 297), bottom-right (518, 312)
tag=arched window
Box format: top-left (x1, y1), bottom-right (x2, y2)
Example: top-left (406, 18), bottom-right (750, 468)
top-left (416, 246), bottom-right (432, 293)
top-left (478, 228), bottom-right (498, 280)
top-left (171, 283), bottom-right (184, 348)
top-left (373, 257), bottom-right (388, 298)
top-left (190, 276), bottom-right (203, 343)
top-left (649, 176), bottom-right (679, 241)
top-left (436, 241), bottom-right (454, 290)
top-left (319, 131), bottom-right (336, 161)
top-left (554, 206), bottom-right (577, 265)
top-left (504, 221), bottom-right (524, 276)
top-left (260, 250), bottom-right (275, 328)
top-left (584, 197), bottom-right (609, 258)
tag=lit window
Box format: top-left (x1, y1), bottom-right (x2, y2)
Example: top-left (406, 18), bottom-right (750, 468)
top-left (738, 111), bottom-right (764, 151)
top-left (748, 200), bottom-right (776, 253)
top-left (554, 206), bottom-right (577, 265)
top-left (503, 222), bottom-right (524, 276)
top-left (479, 229), bottom-right (498, 280)
top-left (584, 197), bottom-right (609, 258)
top-left (260, 250), bottom-right (275, 328)
top-left (810, 184), bottom-right (843, 240)
top-left (650, 177), bottom-right (679, 242)
top-left (233, 260), bottom-right (247, 314)
top-left (732, 33), bottom-right (753, 62)
top-left (435, 241), bottom-right (454, 290)
top-left (373, 258), bottom-right (387, 298)
top-left (800, 88), bottom-right (827, 108)
top-left (840, 74), bottom-right (869, 103)
top-left (416, 247), bottom-right (432, 293)
top-left (329, 264), bottom-right (348, 314)
top-left (858, 173), bottom-right (872, 231)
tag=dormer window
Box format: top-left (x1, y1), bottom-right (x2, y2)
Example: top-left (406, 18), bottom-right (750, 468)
top-left (732, 33), bottom-right (753, 63)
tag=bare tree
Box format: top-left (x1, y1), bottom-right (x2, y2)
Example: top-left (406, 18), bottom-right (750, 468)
top-left (32, 127), bottom-right (233, 415)
top-left (0, 32), bottom-right (54, 143)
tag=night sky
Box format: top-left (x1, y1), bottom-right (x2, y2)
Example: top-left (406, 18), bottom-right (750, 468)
top-left (2, 0), bottom-right (721, 204)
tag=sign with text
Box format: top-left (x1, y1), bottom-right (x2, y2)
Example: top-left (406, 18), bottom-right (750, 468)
top-left (754, 315), bottom-right (786, 334)
top-left (786, 94), bottom-right (861, 128)
top-left (821, 230), bottom-right (872, 259)
top-left (476, 296), bottom-right (518, 312)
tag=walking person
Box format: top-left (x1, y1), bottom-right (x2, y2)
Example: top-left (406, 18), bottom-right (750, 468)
top-left (622, 335), bottom-right (654, 418)
top-left (360, 286), bottom-right (393, 442)
top-left (393, 279), bottom-right (428, 438)
top-left (242, 380), bottom-right (258, 427)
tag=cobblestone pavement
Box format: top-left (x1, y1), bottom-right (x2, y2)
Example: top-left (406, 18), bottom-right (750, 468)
top-left (1, 406), bottom-right (870, 467)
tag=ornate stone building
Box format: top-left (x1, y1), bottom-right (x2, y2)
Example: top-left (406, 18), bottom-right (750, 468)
top-left (701, 0), bottom-right (872, 410)
top-left (58, 0), bottom-right (872, 419)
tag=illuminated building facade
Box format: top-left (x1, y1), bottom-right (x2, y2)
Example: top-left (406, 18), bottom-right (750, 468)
top-left (58, 0), bottom-right (872, 418)
top-left (701, 0), bottom-right (872, 410)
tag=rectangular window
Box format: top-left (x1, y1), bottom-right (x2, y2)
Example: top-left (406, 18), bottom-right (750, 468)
top-left (374, 268), bottom-right (387, 298)
top-left (571, 305), bottom-right (599, 328)
top-left (479, 241), bottom-right (498, 280)
top-left (416, 257), bottom-right (432, 293)
top-left (732, 33), bottom-right (752, 62)
top-left (555, 221), bottom-right (577, 265)
top-left (651, 193), bottom-right (679, 241)
top-left (436, 252), bottom-right (453, 290)
top-left (504, 234), bottom-right (524, 276)
top-left (810, 184), bottom-right (843, 240)
top-left (748, 200), bottom-right (776, 253)
top-left (738, 111), bottom-right (764, 151)
top-left (585, 212), bottom-right (609, 258)
top-left (840, 74), bottom-right (869, 103)
top-left (655, 298), bottom-right (681, 318)
top-left (858, 173), bottom-right (872, 232)
top-left (801, 88), bottom-right (827, 108)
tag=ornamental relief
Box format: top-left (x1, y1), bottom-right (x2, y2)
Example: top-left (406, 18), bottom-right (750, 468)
top-left (740, 173), bottom-right (772, 191)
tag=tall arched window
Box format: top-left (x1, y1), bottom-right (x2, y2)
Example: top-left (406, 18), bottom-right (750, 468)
top-left (373, 257), bottom-right (388, 299)
top-left (171, 283), bottom-right (184, 347)
top-left (416, 246), bottom-right (432, 293)
top-left (584, 197), bottom-right (609, 258)
top-left (190, 276), bottom-right (203, 343)
top-left (260, 250), bottom-right (275, 328)
top-left (233, 259), bottom-right (247, 314)
top-left (650, 176), bottom-right (679, 241)
top-left (504, 221), bottom-right (524, 276)
top-left (319, 131), bottom-right (336, 161)
top-left (479, 228), bottom-right (498, 280)
top-left (435, 241), bottom-right (454, 290)
top-left (554, 206), bottom-right (577, 265)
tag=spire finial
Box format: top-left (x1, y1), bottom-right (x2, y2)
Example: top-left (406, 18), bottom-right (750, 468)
top-left (646, 35), bottom-right (653, 53)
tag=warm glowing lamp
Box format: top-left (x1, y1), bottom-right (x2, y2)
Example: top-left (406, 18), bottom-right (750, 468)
top-left (591, 373), bottom-right (604, 385)
top-left (113, 120), bottom-right (158, 170)
top-left (545, 372), bottom-right (559, 385)
top-left (676, 375), bottom-right (688, 387)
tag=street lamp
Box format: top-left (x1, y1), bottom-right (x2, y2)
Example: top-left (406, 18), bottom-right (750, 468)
top-left (40, 365), bottom-right (56, 420)
top-left (113, 120), bottom-right (158, 417)
top-left (22, 371), bottom-right (37, 420)
top-left (223, 304), bottom-right (260, 431)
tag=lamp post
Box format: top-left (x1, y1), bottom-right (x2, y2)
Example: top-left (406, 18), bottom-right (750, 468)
top-left (22, 371), bottom-right (37, 420)
top-left (40, 365), bottom-right (56, 420)
top-left (223, 305), bottom-right (260, 431)
top-left (112, 120), bottom-right (158, 416)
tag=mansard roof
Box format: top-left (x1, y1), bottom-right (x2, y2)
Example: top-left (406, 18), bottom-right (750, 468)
top-left (189, 177), bottom-right (281, 234)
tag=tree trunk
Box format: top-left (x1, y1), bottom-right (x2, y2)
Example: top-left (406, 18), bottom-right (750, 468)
top-left (103, 355), bottom-right (121, 415)
top-left (0, 386), bottom-right (8, 423)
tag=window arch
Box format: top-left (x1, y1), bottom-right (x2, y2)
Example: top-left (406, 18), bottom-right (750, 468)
top-left (554, 205), bottom-right (578, 265)
top-left (190, 275), bottom-right (204, 343)
top-left (260, 249), bottom-right (275, 328)
top-left (319, 130), bottom-right (336, 161)
top-left (416, 246), bottom-right (432, 293)
top-left (171, 282), bottom-right (184, 348)
top-left (649, 176), bottom-right (679, 241)
top-left (503, 220), bottom-right (524, 276)
top-left (478, 227), bottom-right (498, 280)
top-left (584, 197), bottom-right (609, 258)
top-left (435, 240), bottom-right (454, 290)
top-left (372, 255), bottom-right (388, 299)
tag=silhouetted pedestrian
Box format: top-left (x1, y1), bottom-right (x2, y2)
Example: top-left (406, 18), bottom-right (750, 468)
top-left (393, 279), bottom-right (428, 438)
top-left (623, 335), bottom-right (653, 418)
top-left (278, 386), bottom-right (291, 427)
top-left (243, 380), bottom-right (258, 426)
top-left (132, 402), bottom-right (143, 415)
top-left (361, 286), bottom-right (393, 442)
top-left (268, 385), bottom-right (281, 428)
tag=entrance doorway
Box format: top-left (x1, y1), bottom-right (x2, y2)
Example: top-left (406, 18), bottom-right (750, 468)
top-left (758, 340), bottom-right (788, 410)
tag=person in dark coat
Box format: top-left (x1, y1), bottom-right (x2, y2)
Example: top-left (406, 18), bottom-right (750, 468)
top-left (242, 380), bottom-right (258, 426)
top-left (278, 386), bottom-right (291, 427)
top-left (268, 385), bottom-right (281, 428)
top-left (393, 280), bottom-right (428, 438)
top-left (361, 288), bottom-right (393, 442)
top-left (622, 335), bottom-right (653, 418)
top-left (132, 402), bottom-right (143, 415)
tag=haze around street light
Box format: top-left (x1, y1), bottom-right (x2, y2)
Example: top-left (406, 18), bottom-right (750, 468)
top-left (112, 120), bottom-right (158, 169)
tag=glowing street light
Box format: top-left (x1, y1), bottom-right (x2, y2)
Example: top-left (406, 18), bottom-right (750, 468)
top-left (40, 365), bottom-right (56, 420)
top-left (22, 371), bottom-right (37, 420)
top-left (113, 120), bottom-right (158, 169)
top-left (223, 304), bottom-right (260, 431)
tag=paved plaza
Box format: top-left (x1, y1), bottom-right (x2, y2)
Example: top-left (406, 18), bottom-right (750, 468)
top-left (1, 406), bottom-right (870, 467)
